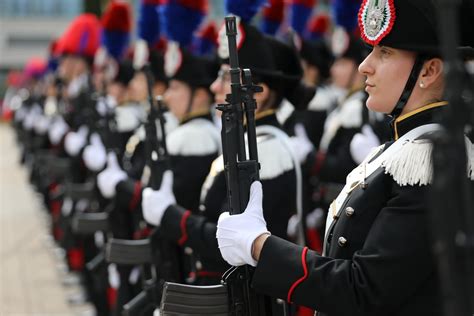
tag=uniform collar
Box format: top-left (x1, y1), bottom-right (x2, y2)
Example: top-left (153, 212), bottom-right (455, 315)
top-left (343, 87), bottom-right (365, 102)
top-left (180, 109), bottom-right (213, 125)
top-left (393, 101), bottom-right (447, 140)
top-left (255, 110), bottom-right (281, 128)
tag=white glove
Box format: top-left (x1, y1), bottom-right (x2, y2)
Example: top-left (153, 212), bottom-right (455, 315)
top-left (142, 170), bottom-right (176, 226)
top-left (96, 95), bottom-right (116, 117)
top-left (64, 125), bottom-right (89, 156)
top-left (22, 108), bottom-right (39, 131)
top-left (97, 153), bottom-right (127, 198)
top-left (290, 124), bottom-right (314, 164)
top-left (94, 231), bottom-right (105, 248)
top-left (14, 107), bottom-right (27, 123)
top-left (350, 124), bottom-right (380, 164)
top-left (49, 116), bottom-right (69, 145)
top-left (306, 208), bottom-right (325, 229)
top-left (217, 182), bottom-right (269, 267)
top-left (34, 115), bottom-right (51, 135)
top-left (83, 133), bottom-right (107, 171)
top-left (286, 214), bottom-right (299, 238)
top-left (107, 264), bottom-right (120, 289)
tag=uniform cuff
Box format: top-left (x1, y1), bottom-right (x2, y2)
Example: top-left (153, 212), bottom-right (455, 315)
top-left (252, 235), bottom-right (308, 302)
top-left (161, 204), bottom-right (189, 244)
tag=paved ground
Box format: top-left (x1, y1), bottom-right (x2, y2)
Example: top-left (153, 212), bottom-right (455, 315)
top-left (0, 123), bottom-right (77, 316)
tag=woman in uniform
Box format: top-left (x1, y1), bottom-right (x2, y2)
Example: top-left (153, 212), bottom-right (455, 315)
top-left (216, 0), bottom-right (474, 315)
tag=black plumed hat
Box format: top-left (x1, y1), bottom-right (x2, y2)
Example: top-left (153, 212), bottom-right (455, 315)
top-left (217, 19), bottom-right (303, 93)
top-left (113, 60), bottom-right (135, 86)
top-left (262, 35), bottom-right (303, 95)
top-left (217, 20), bottom-right (277, 79)
top-left (149, 50), bottom-right (168, 84)
top-left (331, 27), bottom-right (369, 64)
top-left (300, 40), bottom-right (333, 80)
top-left (164, 42), bottom-right (218, 88)
top-left (358, 0), bottom-right (474, 56)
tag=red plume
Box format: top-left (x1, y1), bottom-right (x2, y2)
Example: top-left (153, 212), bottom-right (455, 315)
top-left (102, 1), bottom-right (132, 32)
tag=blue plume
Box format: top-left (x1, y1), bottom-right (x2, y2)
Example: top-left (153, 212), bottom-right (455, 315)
top-left (225, 0), bottom-right (267, 23)
top-left (333, 0), bottom-right (361, 33)
top-left (138, 3), bottom-right (161, 44)
top-left (160, 2), bottom-right (205, 47)
top-left (290, 4), bottom-right (313, 36)
top-left (102, 30), bottom-right (130, 59)
top-left (260, 19), bottom-right (280, 35)
top-left (192, 37), bottom-right (215, 56)
top-left (47, 58), bottom-right (59, 73)
top-left (306, 31), bottom-right (323, 41)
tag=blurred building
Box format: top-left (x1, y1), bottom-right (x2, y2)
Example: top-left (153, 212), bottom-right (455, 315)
top-left (0, 0), bottom-right (82, 67)
top-left (0, 0), bottom-right (224, 97)
top-left (0, 0), bottom-right (82, 97)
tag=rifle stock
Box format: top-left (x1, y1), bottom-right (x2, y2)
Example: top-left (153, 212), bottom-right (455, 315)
top-left (216, 16), bottom-right (271, 316)
top-left (144, 66), bottom-right (170, 190)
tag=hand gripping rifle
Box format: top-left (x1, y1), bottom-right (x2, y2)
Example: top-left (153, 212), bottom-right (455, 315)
top-left (159, 16), bottom-right (272, 316)
top-left (430, 0), bottom-right (474, 315)
top-left (106, 55), bottom-right (182, 315)
top-left (217, 16), bottom-right (273, 316)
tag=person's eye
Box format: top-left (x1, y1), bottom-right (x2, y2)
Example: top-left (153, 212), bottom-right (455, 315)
top-left (380, 47), bottom-right (392, 56)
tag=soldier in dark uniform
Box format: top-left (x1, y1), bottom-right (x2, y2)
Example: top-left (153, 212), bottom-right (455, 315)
top-left (142, 3), bottom-right (302, 290)
top-left (82, 3), bottom-right (137, 172)
top-left (216, 0), bottom-right (474, 315)
top-left (52, 14), bottom-right (101, 184)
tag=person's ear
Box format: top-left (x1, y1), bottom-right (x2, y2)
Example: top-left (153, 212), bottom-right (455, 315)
top-left (418, 58), bottom-right (443, 89)
top-left (254, 82), bottom-right (270, 111)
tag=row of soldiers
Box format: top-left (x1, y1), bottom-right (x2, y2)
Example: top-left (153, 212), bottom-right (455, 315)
top-left (4, 0), bottom-right (398, 315)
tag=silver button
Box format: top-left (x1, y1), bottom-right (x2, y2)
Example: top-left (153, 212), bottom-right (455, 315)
top-left (345, 207), bottom-right (355, 217)
top-left (338, 237), bottom-right (347, 247)
top-left (195, 260), bottom-right (202, 270)
top-left (184, 247), bottom-right (193, 255)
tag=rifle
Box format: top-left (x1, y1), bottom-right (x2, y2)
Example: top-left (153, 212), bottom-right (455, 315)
top-left (160, 16), bottom-right (274, 316)
top-left (106, 57), bottom-right (182, 315)
top-left (217, 16), bottom-right (272, 315)
top-left (430, 0), bottom-right (474, 315)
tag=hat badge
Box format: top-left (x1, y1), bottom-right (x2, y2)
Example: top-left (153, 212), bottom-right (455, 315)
top-left (165, 41), bottom-right (183, 77)
top-left (331, 27), bottom-right (350, 58)
top-left (366, 2), bottom-right (384, 37)
top-left (359, 0), bottom-right (396, 46)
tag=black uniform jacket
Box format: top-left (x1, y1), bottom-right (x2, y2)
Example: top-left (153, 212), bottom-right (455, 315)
top-left (252, 103), bottom-right (455, 316)
top-left (160, 113), bottom-right (297, 282)
top-left (167, 112), bottom-right (221, 211)
top-left (114, 112), bottom-right (219, 213)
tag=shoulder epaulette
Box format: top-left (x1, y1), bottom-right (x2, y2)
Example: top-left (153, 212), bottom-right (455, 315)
top-left (307, 86), bottom-right (337, 112)
top-left (167, 119), bottom-right (220, 156)
top-left (339, 95), bottom-right (364, 129)
top-left (382, 135), bottom-right (474, 186)
top-left (258, 137), bottom-right (294, 180)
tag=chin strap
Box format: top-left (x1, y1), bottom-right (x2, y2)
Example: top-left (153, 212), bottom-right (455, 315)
top-left (390, 55), bottom-right (426, 119)
top-left (184, 87), bottom-right (196, 117)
